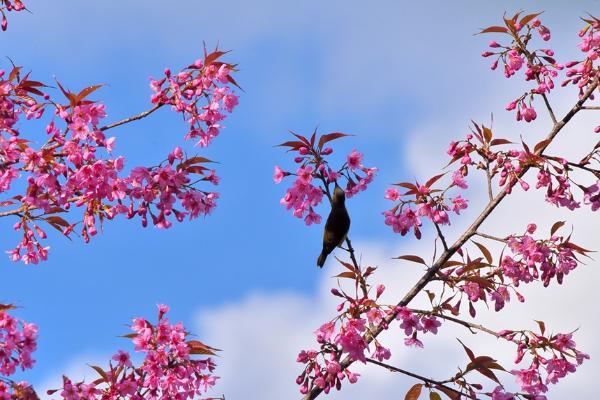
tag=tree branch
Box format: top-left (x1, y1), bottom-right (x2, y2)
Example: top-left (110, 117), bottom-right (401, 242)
top-left (474, 231), bottom-right (508, 243)
top-left (99, 103), bottom-right (163, 131)
top-left (410, 309), bottom-right (518, 344)
top-left (303, 78), bottom-right (598, 400)
top-left (365, 358), bottom-right (465, 397)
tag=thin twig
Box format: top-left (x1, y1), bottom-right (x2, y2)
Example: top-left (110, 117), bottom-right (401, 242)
top-left (410, 309), bottom-right (518, 344)
top-left (581, 106), bottom-right (600, 110)
top-left (485, 159), bottom-right (494, 201)
top-left (365, 358), bottom-right (465, 397)
top-left (99, 103), bottom-right (163, 131)
top-left (474, 231), bottom-right (508, 243)
top-left (433, 222), bottom-right (449, 251)
top-left (540, 93), bottom-right (558, 125)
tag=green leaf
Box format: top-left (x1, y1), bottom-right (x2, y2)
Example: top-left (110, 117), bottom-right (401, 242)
top-left (430, 393), bottom-right (442, 400)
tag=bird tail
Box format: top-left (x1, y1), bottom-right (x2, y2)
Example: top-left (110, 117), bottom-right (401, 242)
top-left (317, 251), bottom-right (327, 268)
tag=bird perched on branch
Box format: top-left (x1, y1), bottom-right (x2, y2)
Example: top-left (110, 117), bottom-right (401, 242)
top-left (317, 186), bottom-right (350, 268)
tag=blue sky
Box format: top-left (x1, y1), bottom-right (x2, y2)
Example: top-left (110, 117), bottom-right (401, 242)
top-left (1, 1), bottom-right (599, 398)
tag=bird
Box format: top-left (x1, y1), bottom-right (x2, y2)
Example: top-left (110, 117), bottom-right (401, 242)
top-left (317, 185), bottom-right (350, 268)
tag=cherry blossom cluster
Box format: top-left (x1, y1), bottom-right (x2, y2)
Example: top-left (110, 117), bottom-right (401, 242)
top-left (274, 131), bottom-right (376, 225)
top-left (0, 305), bottom-right (37, 398)
top-left (563, 16), bottom-right (599, 100)
top-left (1, 49), bottom-right (238, 264)
top-left (440, 124), bottom-right (600, 214)
top-left (0, 0), bottom-right (25, 31)
top-left (433, 223), bottom-right (588, 322)
top-left (500, 223), bottom-right (586, 287)
top-left (149, 50), bottom-right (239, 148)
top-left (383, 157), bottom-right (469, 238)
top-left (296, 262), bottom-right (441, 394)
top-left (294, 14), bottom-right (597, 400)
top-left (492, 326), bottom-right (589, 399)
top-left (480, 12), bottom-right (563, 123)
top-left (49, 304), bottom-right (221, 400)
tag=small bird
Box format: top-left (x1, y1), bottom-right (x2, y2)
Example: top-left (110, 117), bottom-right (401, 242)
top-left (317, 186), bottom-right (351, 268)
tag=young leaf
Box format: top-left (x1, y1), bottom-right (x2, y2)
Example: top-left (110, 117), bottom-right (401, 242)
top-left (457, 339), bottom-right (475, 362)
top-left (317, 132), bottom-right (350, 149)
top-left (404, 383), bottom-right (423, 400)
top-left (478, 26), bottom-right (509, 34)
top-left (394, 255), bottom-right (427, 266)
top-left (471, 240), bottom-right (493, 264)
top-left (550, 220), bottom-right (565, 236)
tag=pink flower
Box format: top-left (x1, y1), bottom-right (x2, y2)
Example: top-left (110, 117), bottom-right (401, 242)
top-left (347, 149), bottom-right (363, 170)
top-left (507, 49), bottom-right (524, 72)
top-left (404, 337), bottom-right (424, 348)
top-left (451, 195), bottom-right (468, 214)
top-left (384, 188), bottom-right (400, 201)
top-left (421, 316), bottom-right (441, 334)
top-left (273, 165), bottom-right (285, 183)
top-left (111, 350), bottom-right (132, 367)
top-left (522, 105), bottom-right (537, 122)
top-left (452, 169), bottom-right (468, 189)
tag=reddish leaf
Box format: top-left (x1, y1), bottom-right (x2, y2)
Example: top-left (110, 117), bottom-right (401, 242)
top-left (472, 240), bottom-right (493, 264)
top-left (45, 216), bottom-right (70, 228)
top-left (76, 84), bottom-right (104, 103)
top-left (204, 50), bottom-right (228, 66)
top-left (89, 365), bottom-right (109, 382)
top-left (490, 138), bottom-right (513, 146)
top-left (479, 25), bottom-right (509, 34)
top-left (317, 132), bottom-right (350, 149)
top-left (469, 301), bottom-right (476, 317)
top-left (276, 140), bottom-right (305, 150)
top-left (404, 383), bottom-right (423, 400)
top-left (0, 303), bottom-right (16, 312)
top-left (550, 221), bottom-right (565, 236)
top-left (393, 182), bottom-right (418, 191)
top-left (8, 65), bottom-right (22, 82)
top-left (534, 138), bottom-right (552, 154)
top-left (394, 255), bottom-right (427, 265)
top-left (535, 320), bottom-right (546, 335)
top-left (188, 339), bottom-right (220, 355)
top-left (335, 271), bottom-right (356, 279)
top-left (520, 12), bottom-right (543, 27)
top-left (457, 339), bottom-right (475, 361)
top-left (425, 173), bottom-right (446, 188)
top-left (482, 126), bottom-right (493, 143)
top-left (435, 385), bottom-right (460, 400)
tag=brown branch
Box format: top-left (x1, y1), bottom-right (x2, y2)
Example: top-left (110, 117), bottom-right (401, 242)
top-left (410, 309), bottom-right (518, 344)
top-left (485, 159), bottom-right (494, 201)
top-left (474, 231), bottom-right (508, 243)
top-left (365, 358), bottom-right (465, 398)
top-left (581, 106), bottom-right (600, 110)
top-left (540, 93), bottom-right (558, 125)
top-left (99, 103), bottom-right (163, 131)
top-left (303, 78), bottom-right (598, 400)
top-left (434, 222), bottom-right (449, 251)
